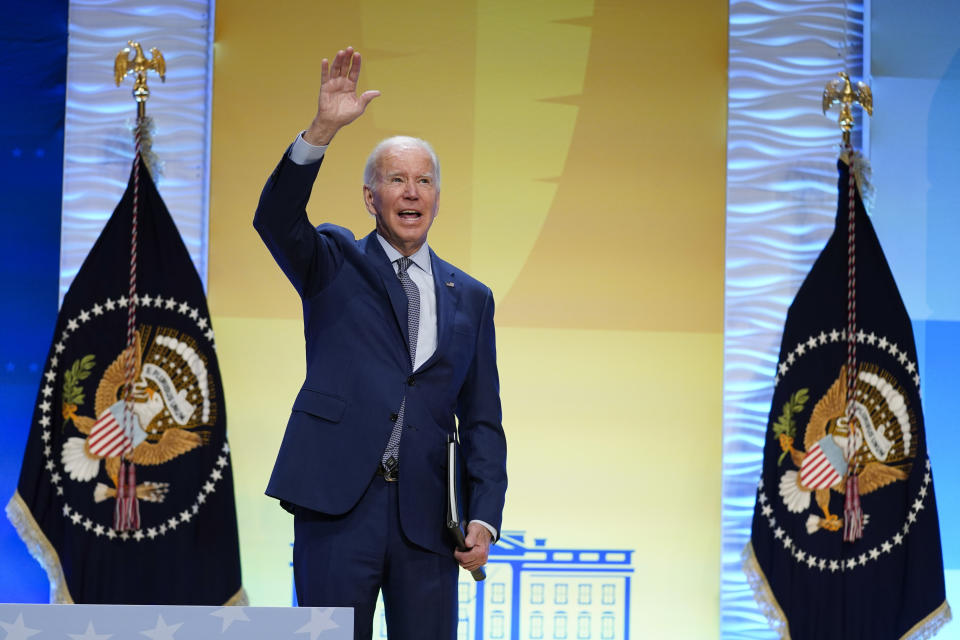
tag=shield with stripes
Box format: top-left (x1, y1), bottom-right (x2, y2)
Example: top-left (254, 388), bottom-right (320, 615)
top-left (798, 438), bottom-right (845, 490)
top-left (87, 402), bottom-right (136, 458)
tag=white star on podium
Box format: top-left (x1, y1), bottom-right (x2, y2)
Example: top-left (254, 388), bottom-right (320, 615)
top-left (210, 606), bottom-right (250, 632)
top-left (295, 608), bottom-right (339, 639)
top-left (68, 621), bottom-right (112, 640)
top-left (0, 613), bottom-right (41, 640)
top-left (140, 615), bottom-right (182, 640)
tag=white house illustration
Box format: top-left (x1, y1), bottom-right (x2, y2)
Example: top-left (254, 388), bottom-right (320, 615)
top-left (293, 531), bottom-right (635, 639)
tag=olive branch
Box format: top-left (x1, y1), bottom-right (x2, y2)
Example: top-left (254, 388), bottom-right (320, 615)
top-left (62, 354), bottom-right (96, 408)
top-left (772, 388), bottom-right (809, 465)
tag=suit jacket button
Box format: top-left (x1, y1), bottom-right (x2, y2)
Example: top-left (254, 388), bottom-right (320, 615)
top-left (390, 412), bottom-right (398, 422)
top-left (407, 376), bottom-right (415, 386)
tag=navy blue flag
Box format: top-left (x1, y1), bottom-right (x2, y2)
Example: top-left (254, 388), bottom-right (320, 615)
top-left (6, 156), bottom-right (246, 605)
top-left (744, 159), bottom-right (951, 639)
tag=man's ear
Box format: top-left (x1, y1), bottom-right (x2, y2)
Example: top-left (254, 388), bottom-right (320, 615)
top-left (363, 184), bottom-right (377, 216)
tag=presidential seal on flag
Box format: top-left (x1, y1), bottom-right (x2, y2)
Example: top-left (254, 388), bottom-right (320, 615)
top-left (56, 320), bottom-right (220, 523)
top-left (775, 362), bottom-right (916, 536)
top-left (7, 156), bottom-right (244, 605)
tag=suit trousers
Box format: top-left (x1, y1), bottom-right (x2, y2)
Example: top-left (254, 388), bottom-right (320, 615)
top-left (293, 474), bottom-right (459, 640)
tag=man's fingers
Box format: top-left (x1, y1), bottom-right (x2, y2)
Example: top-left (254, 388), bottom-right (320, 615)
top-left (456, 524), bottom-right (491, 570)
top-left (347, 50), bottom-right (362, 83)
top-left (312, 47), bottom-right (378, 139)
top-left (338, 46), bottom-right (355, 78)
top-left (455, 548), bottom-right (488, 571)
top-left (330, 49), bottom-right (345, 77)
top-left (359, 90), bottom-right (381, 108)
top-left (454, 532), bottom-right (490, 570)
top-left (454, 547), bottom-right (477, 561)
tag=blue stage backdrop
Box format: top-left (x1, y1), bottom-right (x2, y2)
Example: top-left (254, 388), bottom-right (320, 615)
top-left (0, 1), bottom-right (68, 603)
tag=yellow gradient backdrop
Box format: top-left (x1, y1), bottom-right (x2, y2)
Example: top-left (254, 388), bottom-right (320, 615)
top-left (210, 1), bottom-right (726, 636)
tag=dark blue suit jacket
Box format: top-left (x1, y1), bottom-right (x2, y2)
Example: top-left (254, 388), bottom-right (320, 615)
top-left (254, 153), bottom-right (507, 555)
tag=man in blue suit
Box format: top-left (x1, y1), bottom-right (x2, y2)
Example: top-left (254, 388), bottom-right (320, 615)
top-left (254, 47), bottom-right (507, 639)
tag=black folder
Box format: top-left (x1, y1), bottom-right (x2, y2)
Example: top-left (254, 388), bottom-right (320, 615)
top-left (446, 434), bottom-right (485, 581)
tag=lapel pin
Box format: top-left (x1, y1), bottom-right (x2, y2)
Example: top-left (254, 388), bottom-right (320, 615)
top-left (445, 281), bottom-right (455, 287)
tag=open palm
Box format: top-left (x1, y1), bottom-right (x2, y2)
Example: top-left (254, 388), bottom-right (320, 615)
top-left (307, 47), bottom-right (380, 144)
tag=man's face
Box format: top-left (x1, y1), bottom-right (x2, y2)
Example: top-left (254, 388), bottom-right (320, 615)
top-left (364, 144), bottom-right (439, 256)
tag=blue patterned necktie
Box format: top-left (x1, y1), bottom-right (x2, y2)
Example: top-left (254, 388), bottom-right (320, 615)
top-left (382, 256), bottom-right (419, 472)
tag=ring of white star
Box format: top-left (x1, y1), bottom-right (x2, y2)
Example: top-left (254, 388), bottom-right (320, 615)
top-left (773, 327), bottom-right (920, 389)
top-left (756, 458), bottom-right (934, 572)
top-left (36, 293), bottom-right (228, 542)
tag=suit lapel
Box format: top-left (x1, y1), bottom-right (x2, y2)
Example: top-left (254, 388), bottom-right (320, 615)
top-left (420, 250), bottom-right (460, 371)
top-left (362, 232), bottom-right (410, 349)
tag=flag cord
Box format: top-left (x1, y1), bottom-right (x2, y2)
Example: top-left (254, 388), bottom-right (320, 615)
top-left (115, 123), bottom-right (142, 531)
top-left (843, 144), bottom-right (863, 542)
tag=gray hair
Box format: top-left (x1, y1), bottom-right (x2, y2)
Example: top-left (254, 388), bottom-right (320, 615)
top-left (363, 136), bottom-right (441, 191)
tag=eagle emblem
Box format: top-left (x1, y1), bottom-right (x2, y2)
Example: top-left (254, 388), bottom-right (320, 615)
top-left (113, 41), bottom-right (166, 88)
top-left (822, 71), bottom-right (872, 141)
top-left (776, 364), bottom-right (916, 534)
top-left (59, 326), bottom-right (215, 507)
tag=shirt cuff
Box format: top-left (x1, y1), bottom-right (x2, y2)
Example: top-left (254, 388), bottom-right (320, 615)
top-left (288, 131), bottom-right (328, 165)
top-left (469, 519), bottom-right (498, 542)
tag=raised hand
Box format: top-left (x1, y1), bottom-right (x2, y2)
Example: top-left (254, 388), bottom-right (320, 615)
top-left (304, 46), bottom-right (381, 146)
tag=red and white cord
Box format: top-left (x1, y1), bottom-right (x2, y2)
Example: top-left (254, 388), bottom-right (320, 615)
top-left (116, 126), bottom-right (142, 531)
top-left (843, 147), bottom-right (863, 542)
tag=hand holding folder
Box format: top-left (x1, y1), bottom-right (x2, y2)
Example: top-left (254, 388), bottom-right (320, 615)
top-left (446, 435), bottom-right (486, 581)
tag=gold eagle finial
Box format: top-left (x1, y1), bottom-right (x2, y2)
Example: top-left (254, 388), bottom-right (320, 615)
top-left (822, 71), bottom-right (873, 146)
top-left (113, 41), bottom-right (166, 119)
